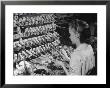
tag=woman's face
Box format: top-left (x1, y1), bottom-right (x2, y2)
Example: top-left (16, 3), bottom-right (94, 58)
top-left (69, 27), bottom-right (79, 44)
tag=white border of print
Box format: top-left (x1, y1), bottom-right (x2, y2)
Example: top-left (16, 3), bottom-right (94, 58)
top-left (5, 5), bottom-right (106, 84)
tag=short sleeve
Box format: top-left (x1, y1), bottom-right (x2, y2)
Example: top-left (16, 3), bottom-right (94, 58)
top-left (88, 45), bottom-right (95, 68)
top-left (85, 45), bottom-right (95, 72)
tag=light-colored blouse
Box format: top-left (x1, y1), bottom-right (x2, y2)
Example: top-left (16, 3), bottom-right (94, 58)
top-left (69, 44), bottom-right (95, 75)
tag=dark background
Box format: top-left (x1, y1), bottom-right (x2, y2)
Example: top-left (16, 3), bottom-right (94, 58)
top-left (55, 13), bottom-right (97, 46)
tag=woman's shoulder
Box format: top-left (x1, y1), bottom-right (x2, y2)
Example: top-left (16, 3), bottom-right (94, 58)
top-left (86, 44), bottom-right (94, 53)
top-left (80, 43), bottom-right (93, 52)
top-left (74, 43), bottom-right (91, 51)
top-left (82, 44), bottom-right (94, 57)
top-left (73, 43), bottom-right (94, 56)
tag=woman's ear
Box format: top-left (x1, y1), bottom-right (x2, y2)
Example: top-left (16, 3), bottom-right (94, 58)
top-left (76, 32), bottom-right (80, 39)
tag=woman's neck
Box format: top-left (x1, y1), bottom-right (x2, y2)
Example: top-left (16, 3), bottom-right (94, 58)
top-left (75, 40), bottom-right (81, 48)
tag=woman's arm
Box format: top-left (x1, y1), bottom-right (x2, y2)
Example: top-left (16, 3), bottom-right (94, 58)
top-left (61, 63), bottom-right (70, 75)
top-left (55, 60), bottom-right (70, 75)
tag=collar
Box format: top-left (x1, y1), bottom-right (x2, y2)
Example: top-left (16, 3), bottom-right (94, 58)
top-left (74, 43), bottom-right (88, 52)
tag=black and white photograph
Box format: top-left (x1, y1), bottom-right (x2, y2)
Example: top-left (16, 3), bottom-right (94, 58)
top-left (13, 13), bottom-right (97, 76)
top-left (3, 4), bottom-right (106, 84)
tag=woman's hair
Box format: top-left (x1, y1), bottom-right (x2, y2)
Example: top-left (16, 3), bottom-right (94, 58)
top-left (69, 19), bottom-right (90, 43)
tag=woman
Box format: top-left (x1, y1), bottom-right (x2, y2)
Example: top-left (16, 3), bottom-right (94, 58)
top-left (56, 19), bottom-right (95, 75)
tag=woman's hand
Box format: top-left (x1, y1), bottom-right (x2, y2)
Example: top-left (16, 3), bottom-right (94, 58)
top-left (54, 60), bottom-right (64, 67)
top-left (60, 49), bottom-right (71, 61)
top-left (54, 59), bottom-right (70, 75)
